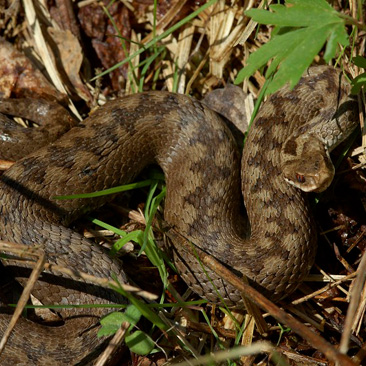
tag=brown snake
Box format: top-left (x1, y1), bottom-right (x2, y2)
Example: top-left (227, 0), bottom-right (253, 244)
top-left (0, 66), bottom-right (359, 365)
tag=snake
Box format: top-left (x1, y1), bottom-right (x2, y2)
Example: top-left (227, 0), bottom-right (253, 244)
top-left (0, 65), bottom-right (358, 365)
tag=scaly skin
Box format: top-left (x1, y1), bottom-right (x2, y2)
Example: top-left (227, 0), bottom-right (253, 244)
top-left (0, 66), bottom-right (358, 364)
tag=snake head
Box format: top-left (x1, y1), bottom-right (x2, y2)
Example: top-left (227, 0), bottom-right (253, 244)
top-left (282, 135), bottom-right (335, 193)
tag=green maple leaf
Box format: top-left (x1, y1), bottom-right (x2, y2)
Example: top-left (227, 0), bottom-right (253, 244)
top-left (235, 0), bottom-right (349, 94)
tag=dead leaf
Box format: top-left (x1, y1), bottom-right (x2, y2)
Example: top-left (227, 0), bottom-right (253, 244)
top-left (47, 28), bottom-right (92, 102)
top-left (0, 37), bottom-right (65, 101)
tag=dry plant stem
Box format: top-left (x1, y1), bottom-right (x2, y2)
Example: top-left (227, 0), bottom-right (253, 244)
top-left (353, 340), bottom-right (366, 365)
top-left (0, 242), bottom-right (157, 301)
top-left (0, 244), bottom-right (46, 355)
top-left (22, 0), bottom-right (81, 118)
top-left (282, 350), bottom-right (326, 365)
top-left (240, 288), bottom-right (268, 334)
top-left (125, 30), bottom-right (140, 94)
top-left (176, 25), bottom-right (194, 94)
top-left (240, 315), bottom-right (256, 366)
top-left (292, 272), bottom-right (357, 305)
top-left (237, 0), bottom-right (273, 46)
top-left (173, 341), bottom-right (287, 366)
top-left (346, 227), bottom-right (366, 254)
top-left (285, 305), bottom-right (324, 332)
top-left (333, 243), bottom-right (355, 275)
top-left (187, 320), bottom-right (237, 339)
top-left (315, 264), bottom-right (349, 296)
top-left (44, 263), bottom-right (156, 299)
top-left (157, 310), bottom-right (200, 359)
top-left (340, 251), bottom-right (366, 354)
top-left (357, 92), bottom-right (366, 149)
top-left (0, 160), bottom-right (14, 170)
top-left (167, 229), bottom-right (356, 366)
top-left (94, 321), bottom-right (130, 366)
top-left (141, 0), bottom-right (188, 45)
top-left (45, 262), bottom-right (157, 301)
top-left (354, 284), bottom-right (366, 335)
top-left (185, 53), bottom-right (209, 94)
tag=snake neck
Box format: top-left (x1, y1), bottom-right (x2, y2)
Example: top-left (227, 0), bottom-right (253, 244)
top-left (236, 112), bottom-right (317, 298)
top-left (195, 66), bottom-right (357, 302)
top-left (151, 90), bottom-right (318, 302)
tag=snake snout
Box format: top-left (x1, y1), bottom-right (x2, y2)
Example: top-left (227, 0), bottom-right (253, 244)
top-left (283, 151), bottom-right (335, 193)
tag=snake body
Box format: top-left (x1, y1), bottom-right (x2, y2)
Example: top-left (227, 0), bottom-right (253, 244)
top-left (0, 66), bottom-right (358, 364)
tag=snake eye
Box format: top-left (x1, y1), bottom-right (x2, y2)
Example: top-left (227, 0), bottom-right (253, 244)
top-left (296, 173), bottom-right (306, 183)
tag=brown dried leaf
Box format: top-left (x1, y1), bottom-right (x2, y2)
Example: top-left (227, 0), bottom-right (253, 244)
top-left (48, 0), bottom-right (80, 39)
top-left (0, 37), bottom-right (65, 101)
top-left (47, 27), bottom-right (92, 102)
top-left (78, 2), bottom-right (131, 92)
top-left (133, 0), bottom-right (200, 24)
top-left (78, 2), bottom-right (105, 40)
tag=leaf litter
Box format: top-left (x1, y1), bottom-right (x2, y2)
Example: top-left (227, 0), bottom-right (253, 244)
top-left (0, 0), bottom-right (365, 365)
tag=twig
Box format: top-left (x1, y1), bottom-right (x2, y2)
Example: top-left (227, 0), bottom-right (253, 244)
top-left (173, 341), bottom-right (288, 366)
top-left (94, 322), bottom-right (129, 366)
top-left (292, 272), bottom-right (357, 305)
top-left (0, 159), bottom-right (14, 170)
top-left (0, 241), bottom-right (158, 301)
top-left (340, 251), bottom-right (366, 354)
top-left (0, 247), bottom-right (46, 355)
top-left (167, 229), bottom-right (356, 366)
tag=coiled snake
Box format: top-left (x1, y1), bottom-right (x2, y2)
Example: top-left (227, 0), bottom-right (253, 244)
top-left (0, 66), bottom-right (358, 365)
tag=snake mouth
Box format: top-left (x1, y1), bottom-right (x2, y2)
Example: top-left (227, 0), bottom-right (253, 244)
top-left (282, 147), bottom-right (335, 193)
top-left (283, 165), bottom-right (335, 193)
top-left (284, 172), bottom-right (333, 193)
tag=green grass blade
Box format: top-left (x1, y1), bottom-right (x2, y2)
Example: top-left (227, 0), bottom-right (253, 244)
top-left (90, 217), bottom-right (127, 237)
top-left (54, 180), bottom-right (153, 200)
top-left (91, 0), bottom-right (218, 81)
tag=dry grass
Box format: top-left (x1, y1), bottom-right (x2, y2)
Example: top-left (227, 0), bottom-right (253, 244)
top-left (1, 0), bottom-right (366, 365)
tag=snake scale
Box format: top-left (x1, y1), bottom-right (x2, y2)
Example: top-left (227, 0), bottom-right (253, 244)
top-left (0, 66), bottom-right (358, 365)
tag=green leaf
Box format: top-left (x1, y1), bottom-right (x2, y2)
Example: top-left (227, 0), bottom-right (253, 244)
top-left (350, 56), bottom-right (366, 94)
top-left (235, 0), bottom-right (349, 94)
top-left (246, 0), bottom-right (338, 27)
top-left (98, 312), bottom-right (124, 337)
top-left (351, 72), bottom-right (366, 95)
top-left (97, 323), bottom-right (120, 337)
top-left (111, 278), bottom-right (169, 331)
top-left (125, 330), bottom-right (155, 355)
top-left (122, 304), bottom-right (142, 326)
top-left (98, 305), bottom-right (142, 337)
top-left (266, 24), bottom-right (335, 94)
top-left (323, 23), bottom-right (348, 62)
top-left (236, 28), bottom-right (304, 82)
top-left (353, 56), bottom-right (366, 68)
